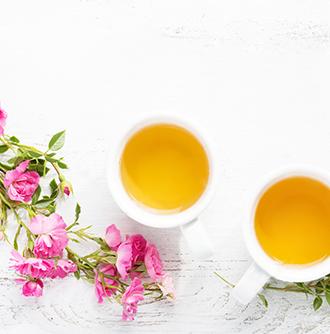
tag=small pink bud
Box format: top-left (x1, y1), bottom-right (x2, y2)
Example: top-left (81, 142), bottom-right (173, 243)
top-left (0, 231), bottom-right (4, 241)
top-left (64, 186), bottom-right (70, 196)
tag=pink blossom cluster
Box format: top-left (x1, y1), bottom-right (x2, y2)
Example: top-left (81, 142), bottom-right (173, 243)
top-left (95, 224), bottom-right (177, 322)
top-left (3, 159), bottom-right (40, 203)
top-left (10, 213), bottom-right (76, 297)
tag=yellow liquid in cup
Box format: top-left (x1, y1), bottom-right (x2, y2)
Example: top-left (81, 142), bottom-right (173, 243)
top-left (120, 123), bottom-right (209, 213)
top-left (255, 177), bottom-right (330, 265)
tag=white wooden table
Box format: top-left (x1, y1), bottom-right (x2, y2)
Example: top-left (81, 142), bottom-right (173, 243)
top-left (1, 1), bottom-right (330, 333)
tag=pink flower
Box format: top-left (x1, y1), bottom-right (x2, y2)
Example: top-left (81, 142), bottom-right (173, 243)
top-left (29, 213), bottom-right (69, 258)
top-left (104, 224), bottom-right (121, 249)
top-left (0, 231), bottom-right (4, 242)
top-left (3, 159), bottom-right (39, 203)
top-left (99, 263), bottom-right (118, 284)
top-left (159, 274), bottom-right (178, 302)
top-left (94, 265), bottom-right (119, 303)
top-left (0, 103), bottom-right (8, 136)
top-left (126, 234), bottom-right (147, 264)
top-left (14, 278), bottom-right (44, 297)
top-left (121, 277), bottom-right (144, 322)
top-left (144, 242), bottom-right (164, 281)
top-left (64, 186), bottom-right (70, 196)
top-left (50, 259), bottom-right (77, 279)
top-left (10, 249), bottom-right (54, 278)
top-left (116, 241), bottom-right (132, 280)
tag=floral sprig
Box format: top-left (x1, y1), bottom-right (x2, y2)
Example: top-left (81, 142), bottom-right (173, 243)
top-left (67, 223), bottom-right (178, 321)
top-left (0, 106), bottom-right (71, 248)
top-left (0, 104), bottom-right (177, 321)
top-left (215, 272), bottom-right (330, 311)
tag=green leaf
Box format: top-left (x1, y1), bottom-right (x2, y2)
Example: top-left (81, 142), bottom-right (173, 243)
top-left (34, 198), bottom-right (54, 208)
top-left (27, 150), bottom-right (42, 158)
top-left (27, 239), bottom-right (34, 250)
top-left (34, 164), bottom-right (50, 176)
top-left (0, 162), bottom-right (12, 170)
top-left (45, 154), bottom-right (59, 163)
top-left (75, 203), bottom-right (81, 222)
top-left (29, 158), bottom-right (50, 175)
top-left (74, 270), bottom-right (81, 280)
top-left (48, 130), bottom-right (66, 151)
top-left (257, 293), bottom-right (268, 307)
top-left (49, 178), bottom-right (57, 190)
top-left (7, 156), bottom-right (24, 166)
top-left (7, 157), bottom-right (16, 164)
top-left (313, 297), bottom-right (323, 311)
top-left (0, 145), bottom-right (9, 153)
top-left (325, 291), bottom-right (330, 306)
top-left (31, 185), bottom-right (41, 204)
top-left (9, 136), bottom-right (19, 143)
top-left (134, 263), bottom-right (147, 272)
top-left (93, 237), bottom-right (103, 245)
top-left (49, 179), bottom-right (58, 198)
top-left (58, 161), bottom-right (68, 169)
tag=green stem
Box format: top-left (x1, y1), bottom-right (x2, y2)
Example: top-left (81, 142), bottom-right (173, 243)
top-left (214, 272), bottom-right (235, 288)
top-left (102, 273), bottom-right (128, 287)
top-left (13, 224), bottom-right (22, 250)
top-left (0, 137), bottom-right (18, 156)
top-left (66, 246), bottom-right (96, 269)
top-left (51, 162), bottom-right (61, 177)
top-left (12, 209), bottom-right (31, 234)
top-left (16, 144), bottom-right (43, 154)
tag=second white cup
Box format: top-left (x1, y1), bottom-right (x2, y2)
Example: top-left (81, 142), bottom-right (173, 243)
top-left (232, 165), bottom-right (330, 304)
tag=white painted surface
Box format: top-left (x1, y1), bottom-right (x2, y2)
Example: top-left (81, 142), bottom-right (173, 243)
top-left (1, 1), bottom-right (330, 333)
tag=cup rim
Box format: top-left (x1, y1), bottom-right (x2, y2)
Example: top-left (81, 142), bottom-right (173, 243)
top-left (106, 111), bottom-right (219, 228)
top-left (243, 164), bottom-right (330, 282)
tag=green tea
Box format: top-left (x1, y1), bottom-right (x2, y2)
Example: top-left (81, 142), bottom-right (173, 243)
top-left (255, 177), bottom-right (330, 265)
top-left (120, 123), bottom-right (209, 213)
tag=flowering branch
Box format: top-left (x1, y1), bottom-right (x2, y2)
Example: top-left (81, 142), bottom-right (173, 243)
top-left (0, 104), bottom-right (177, 321)
top-left (215, 271), bottom-right (330, 311)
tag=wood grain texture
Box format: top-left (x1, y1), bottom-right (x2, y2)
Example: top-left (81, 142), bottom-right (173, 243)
top-left (1, 0), bottom-right (330, 333)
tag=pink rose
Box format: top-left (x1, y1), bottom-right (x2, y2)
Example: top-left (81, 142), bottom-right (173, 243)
top-left (159, 273), bottom-right (178, 302)
top-left (99, 263), bottom-right (118, 284)
top-left (4, 159), bottom-right (40, 203)
top-left (49, 259), bottom-right (77, 279)
top-left (0, 103), bottom-right (8, 136)
top-left (94, 265), bottom-right (119, 303)
top-left (10, 249), bottom-right (54, 278)
top-left (144, 242), bottom-right (164, 281)
top-left (121, 277), bottom-right (144, 322)
top-left (116, 241), bottom-right (132, 280)
top-left (29, 213), bottom-right (69, 258)
top-left (104, 224), bottom-right (121, 249)
top-left (14, 278), bottom-right (44, 297)
top-left (126, 234), bottom-right (147, 264)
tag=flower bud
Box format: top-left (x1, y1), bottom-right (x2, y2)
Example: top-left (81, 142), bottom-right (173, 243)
top-left (64, 186), bottom-right (70, 196)
top-left (0, 231), bottom-right (4, 242)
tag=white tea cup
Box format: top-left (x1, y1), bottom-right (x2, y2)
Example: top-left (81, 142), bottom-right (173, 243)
top-left (232, 165), bottom-right (330, 304)
top-left (106, 111), bottom-right (219, 260)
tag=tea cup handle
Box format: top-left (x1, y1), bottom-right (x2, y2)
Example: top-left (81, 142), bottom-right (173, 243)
top-left (180, 217), bottom-right (214, 260)
top-left (231, 262), bottom-right (270, 305)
